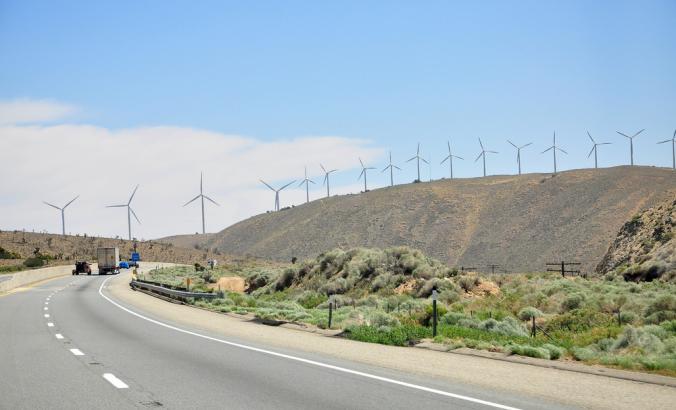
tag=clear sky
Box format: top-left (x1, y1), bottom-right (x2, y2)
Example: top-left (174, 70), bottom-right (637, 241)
top-left (1, 1), bottom-right (675, 238)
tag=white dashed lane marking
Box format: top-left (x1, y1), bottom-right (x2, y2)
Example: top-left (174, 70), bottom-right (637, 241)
top-left (44, 314), bottom-right (50, 318)
top-left (44, 307), bottom-right (48, 311)
top-left (47, 322), bottom-right (54, 327)
top-left (70, 349), bottom-right (84, 356)
top-left (103, 373), bottom-right (129, 389)
top-left (55, 334), bottom-right (64, 340)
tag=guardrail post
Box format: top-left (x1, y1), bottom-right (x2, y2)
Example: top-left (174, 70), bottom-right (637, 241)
top-left (432, 288), bottom-right (438, 338)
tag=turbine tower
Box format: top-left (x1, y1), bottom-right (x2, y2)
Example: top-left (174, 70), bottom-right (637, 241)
top-left (406, 143), bottom-right (429, 182)
top-left (358, 158), bottom-right (376, 192)
top-left (440, 140), bottom-right (463, 179)
top-left (616, 129), bottom-right (644, 166)
top-left (541, 132), bottom-right (567, 174)
top-left (298, 166), bottom-right (315, 203)
top-left (107, 185), bottom-right (141, 240)
top-left (657, 130), bottom-right (676, 170)
top-left (320, 164), bottom-right (337, 197)
top-left (43, 195), bottom-right (79, 236)
top-left (381, 151), bottom-right (401, 187)
top-left (474, 138), bottom-right (498, 177)
top-left (507, 140), bottom-right (532, 175)
top-left (260, 180), bottom-right (295, 211)
top-left (183, 172), bottom-right (219, 234)
top-left (586, 131), bottom-right (612, 169)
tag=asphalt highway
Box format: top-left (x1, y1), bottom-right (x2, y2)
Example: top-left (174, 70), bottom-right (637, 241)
top-left (0, 272), bottom-right (574, 410)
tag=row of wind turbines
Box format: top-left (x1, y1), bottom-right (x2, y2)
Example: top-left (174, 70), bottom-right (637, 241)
top-left (42, 129), bottom-right (675, 238)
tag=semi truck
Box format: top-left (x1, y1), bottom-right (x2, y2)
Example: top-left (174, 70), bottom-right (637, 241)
top-left (97, 247), bottom-right (120, 275)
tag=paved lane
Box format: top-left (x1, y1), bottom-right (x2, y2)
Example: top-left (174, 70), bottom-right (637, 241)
top-left (0, 274), bottom-right (572, 410)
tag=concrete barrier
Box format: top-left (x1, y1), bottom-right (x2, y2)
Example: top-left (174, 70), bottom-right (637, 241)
top-left (0, 265), bottom-right (75, 293)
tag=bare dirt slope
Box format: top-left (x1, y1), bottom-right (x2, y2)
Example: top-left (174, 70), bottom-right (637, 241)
top-left (0, 231), bottom-right (222, 265)
top-left (163, 166), bottom-right (676, 274)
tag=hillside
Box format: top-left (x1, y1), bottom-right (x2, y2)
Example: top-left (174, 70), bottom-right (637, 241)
top-left (596, 198), bottom-right (675, 281)
top-left (163, 166), bottom-right (676, 274)
top-left (0, 231), bottom-right (223, 269)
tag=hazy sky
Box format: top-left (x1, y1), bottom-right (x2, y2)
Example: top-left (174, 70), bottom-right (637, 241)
top-left (1, 1), bottom-right (675, 238)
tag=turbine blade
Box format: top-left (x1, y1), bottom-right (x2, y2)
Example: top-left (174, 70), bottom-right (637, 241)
top-left (557, 148), bottom-right (568, 154)
top-left (381, 166), bottom-right (389, 173)
top-left (129, 207), bottom-right (141, 224)
top-left (359, 158), bottom-right (365, 168)
top-left (128, 184), bottom-right (139, 205)
top-left (474, 152), bottom-right (483, 162)
top-left (420, 158), bottom-right (429, 164)
top-left (599, 142), bottom-right (612, 145)
top-left (63, 195), bottom-right (79, 208)
top-left (541, 147), bottom-right (553, 153)
top-left (308, 179), bottom-right (315, 184)
top-left (393, 165), bottom-right (401, 170)
top-left (279, 180), bottom-right (296, 191)
top-left (297, 180), bottom-right (305, 187)
top-left (406, 156), bottom-right (416, 162)
top-left (454, 155), bottom-right (464, 160)
top-left (320, 164), bottom-right (327, 173)
top-left (43, 201), bottom-right (61, 210)
top-left (657, 139), bottom-right (671, 144)
top-left (478, 138), bottom-right (484, 150)
top-left (106, 204), bottom-right (127, 208)
top-left (616, 131), bottom-right (630, 139)
top-left (183, 194), bottom-right (201, 206)
top-left (587, 146), bottom-right (595, 158)
top-left (587, 131), bottom-right (595, 144)
top-left (259, 180), bottom-right (275, 191)
top-left (521, 142), bottom-right (533, 149)
top-left (203, 195), bottom-right (220, 206)
top-left (632, 129), bottom-right (645, 138)
top-left (487, 150), bottom-right (498, 154)
top-left (440, 155), bottom-right (450, 164)
top-left (507, 140), bottom-right (517, 149)
top-left (358, 169), bottom-right (365, 180)
top-left (322, 174), bottom-right (328, 185)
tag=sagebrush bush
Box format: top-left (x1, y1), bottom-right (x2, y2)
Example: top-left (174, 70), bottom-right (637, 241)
top-left (508, 343), bottom-right (551, 360)
top-left (518, 306), bottom-right (543, 321)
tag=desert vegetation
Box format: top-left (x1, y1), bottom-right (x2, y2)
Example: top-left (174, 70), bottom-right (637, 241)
top-left (146, 246), bottom-right (676, 376)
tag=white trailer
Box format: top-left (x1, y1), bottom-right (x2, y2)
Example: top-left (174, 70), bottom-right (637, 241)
top-left (97, 247), bottom-right (120, 275)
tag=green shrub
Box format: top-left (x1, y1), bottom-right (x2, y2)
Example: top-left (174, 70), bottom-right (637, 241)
top-left (275, 268), bottom-right (297, 291)
top-left (366, 311), bottom-right (401, 330)
top-left (507, 343), bottom-right (551, 360)
top-left (0, 247), bottom-right (20, 259)
top-left (346, 324), bottom-right (430, 346)
top-left (518, 306), bottom-right (543, 321)
top-left (542, 344), bottom-right (565, 360)
top-left (561, 293), bottom-right (585, 312)
top-left (571, 347), bottom-right (598, 361)
top-left (296, 291), bottom-right (327, 309)
top-left (23, 257), bottom-right (44, 268)
top-left (644, 295), bottom-right (676, 324)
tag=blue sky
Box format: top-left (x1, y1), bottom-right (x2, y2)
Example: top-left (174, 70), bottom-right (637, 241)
top-left (1, 1), bottom-right (675, 237)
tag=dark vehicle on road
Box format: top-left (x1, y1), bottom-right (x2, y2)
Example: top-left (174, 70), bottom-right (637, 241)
top-left (72, 261), bottom-right (92, 276)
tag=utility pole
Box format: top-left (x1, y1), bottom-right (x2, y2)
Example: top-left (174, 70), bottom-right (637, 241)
top-left (546, 261), bottom-right (581, 278)
top-left (487, 264), bottom-right (501, 274)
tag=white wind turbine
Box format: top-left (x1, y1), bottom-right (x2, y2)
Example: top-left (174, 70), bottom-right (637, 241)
top-left (541, 132), bottom-right (567, 174)
top-left (43, 195), bottom-right (79, 236)
top-left (440, 140), bottom-right (463, 179)
top-left (298, 166), bottom-right (315, 203)
top-left (320, 164), bottom-right (337, 197)
top-left (507, 140), bottom-right (532, 175)
top-left (183, 172), bottom-right (219, 234)
top-left (406, 143), bottom-right (429, 182)
top-left (381, 151), bottom-right (401, 187)
top-left (586, 132), bottom-right (612, 169)
top-left (260, 180), bottom-right (296, 211)
top-left (107, 185), bottom-right (141, 240)
top-left (358, 158), bottom-right (376, 192)
top-left (616, 129), bottom-right (644, 166)
top-left (475, 138), bottom-right (498, 177)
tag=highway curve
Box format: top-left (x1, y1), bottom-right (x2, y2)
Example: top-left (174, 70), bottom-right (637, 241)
top-left (0, 267), bottom-right (670, 410)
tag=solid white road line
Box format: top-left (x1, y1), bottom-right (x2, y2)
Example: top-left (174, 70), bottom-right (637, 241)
top-left (47, 322), bottom-right (54, 327)
top-left (55, 334), bottom-right (64, 340)
top-left (44, 314), bottom-right (50, 318)
top-left (70, 349), bottom-right (84, 356)
top-left (98, 278), bottom-right (520, 410)
top-left (103, 373), bottom-right (129, 389)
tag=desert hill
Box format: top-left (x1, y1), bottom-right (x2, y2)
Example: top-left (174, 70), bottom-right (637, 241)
top-left (0, 231), bottom-right (223, 269)
top-left (163, 166), bottom-right (676, 274)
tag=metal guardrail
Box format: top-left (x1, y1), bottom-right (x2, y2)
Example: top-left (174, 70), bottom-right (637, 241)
top-left (130, 280), bottom-right (221, 300)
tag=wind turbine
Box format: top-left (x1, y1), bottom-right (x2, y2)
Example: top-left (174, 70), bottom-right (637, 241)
top-left (358, 158), bottom-right (376, 192)
top-left (616, 129), bottom-right (644, 166)
top-left (586, 131), bottom-right (612, 169)
top-left (381, 151), bottom-right (401, 187)
top-left (43, 195), bottom-right (79, 236)
top-left (507, 140), bottom-right (532, 175)
top-left (440, 140), bottom-right (463, 179)
top-left (298, 166), bottom-right (315, 203)
top-left (474, 138), bottom-right (498, 177)
top-left (406, 143), bottom-right (429, 182)
top-left (107, 185), bottom-right (141, 240)
top-left (657, 130), bottom-right (676, 170)
top-left (260, 180), bottom-right (295, 211)
top-left (320, 164), bottom-right (337, 197)
top-left (183, 172), bottom-right (219, 234)
top-left (541, 132), bottom-right (567, 174)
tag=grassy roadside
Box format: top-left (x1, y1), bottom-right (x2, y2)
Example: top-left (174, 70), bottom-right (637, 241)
top-left (145, 247), bottom-right (676, 377)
